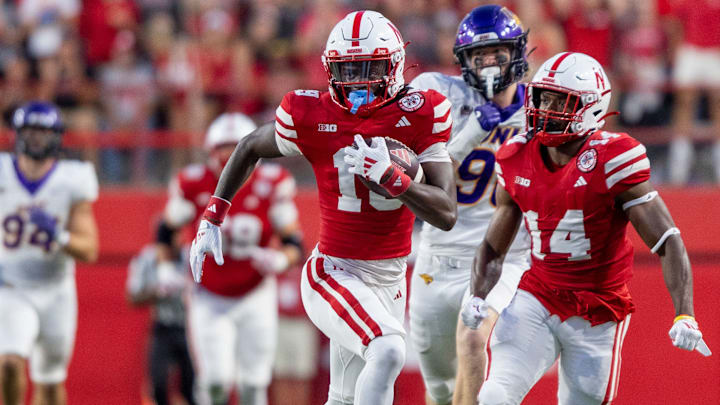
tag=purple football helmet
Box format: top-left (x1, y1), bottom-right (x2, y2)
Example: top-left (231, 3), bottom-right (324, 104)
top-left (12, 101), bottom-right (64, 160)
top-left (453, 5), bottom-right (528, 99)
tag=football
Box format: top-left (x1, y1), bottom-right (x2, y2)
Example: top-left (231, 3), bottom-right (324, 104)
top-left (354, 137), bottom-right (424, 198)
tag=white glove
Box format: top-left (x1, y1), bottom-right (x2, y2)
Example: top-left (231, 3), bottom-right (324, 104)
top-left (343, 134), bottom-right (392, 184)
top-left (250, 247), bottom-right (290, 275)
top-left (461, 296), bottom-right (490, 330)
top-left (189, 220), bottom-right (224, 283)
top-left (669, 316), bottom-right (712, 356)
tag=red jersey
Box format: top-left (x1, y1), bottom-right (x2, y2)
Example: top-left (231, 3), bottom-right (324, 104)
top-left (496, 131), bottom-right (651, 324)
top-left (170, 163), bottom-right (297, 297)
top-left (273, 89), bottom-right (452, 260)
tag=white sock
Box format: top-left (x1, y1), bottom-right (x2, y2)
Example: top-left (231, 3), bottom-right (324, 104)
top-left (668, 137), bottom-right (694, 184)
top-left (712, 142), bottom-right (720, 183)
top-left (354, 335), bottom-right (406, 405)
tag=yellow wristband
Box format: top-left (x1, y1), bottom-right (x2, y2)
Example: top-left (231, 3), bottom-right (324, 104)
top-left (673, 314), bottom-right (695, 323)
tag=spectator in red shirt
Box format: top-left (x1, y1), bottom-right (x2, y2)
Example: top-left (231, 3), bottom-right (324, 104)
top-left (665, 0), bottom-right (720, 184)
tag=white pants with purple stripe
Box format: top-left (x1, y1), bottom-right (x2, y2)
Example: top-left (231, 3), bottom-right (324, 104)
top-left (480, 289), bottom-right (630, 405)
top-left (300, 250), bottom-right (406, 404)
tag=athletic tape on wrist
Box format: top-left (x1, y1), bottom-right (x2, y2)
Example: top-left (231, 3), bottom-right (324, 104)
top-left (202, 196), bottom-right (232, 225)
top-left (380, 166), bottom-right (411, 197)
top-left (650, 227), bottom-right (680, 254)
top-left (673, 314), bottom-right (695, 323)
top-left (56, 230), bottom-right (71, 247)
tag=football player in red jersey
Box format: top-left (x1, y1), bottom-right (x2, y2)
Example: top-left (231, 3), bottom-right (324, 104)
top-left (189, 10), bottom-right (457, 405)
top-left (159, 113), bottom-right (303, 405)
top-left (462, 52), bottom-right (711, 405)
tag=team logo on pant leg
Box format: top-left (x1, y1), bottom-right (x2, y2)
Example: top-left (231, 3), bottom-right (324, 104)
top-left (398, 93), bottom-right (425, 112)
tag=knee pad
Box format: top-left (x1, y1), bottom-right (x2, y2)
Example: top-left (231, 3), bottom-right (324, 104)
top-left (365, 334), bottom-right (406, 373)
top-left (478, 380), bottom-right (508, 405)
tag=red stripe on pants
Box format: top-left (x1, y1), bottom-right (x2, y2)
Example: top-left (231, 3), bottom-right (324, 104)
top-left (315, 259), bottom-right (384, 339)
top-left (305, 257), bottom-right (373, 345)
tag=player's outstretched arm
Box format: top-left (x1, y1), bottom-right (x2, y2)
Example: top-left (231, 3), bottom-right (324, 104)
top-left (462, 186), bottom-right (523, 329)
top-left (621, 181), bottom-right (710, 355)
top-left (63, 200), bottom-right (99, 262)
top-left (189, 122), bottom-right (283, 282)
top-left (397, 160), bottom-right (457, 231)
top-left (214, 122), bottom-right (284, 201)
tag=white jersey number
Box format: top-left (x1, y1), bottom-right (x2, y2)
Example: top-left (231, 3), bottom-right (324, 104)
top-left (223, 213), bottom-right (263, 260)
top-left (332, 149), bottom-right (402, 212)
top-left (525, 209), bottom-right (591, 261)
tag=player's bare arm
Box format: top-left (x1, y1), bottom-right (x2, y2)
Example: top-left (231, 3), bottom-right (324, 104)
top-left (619, 181), bottom-right (693, 316)
top-left (62, 200), bottom-right (99, 262)
top-left (469, 185), bottom-right (523, 299)
top-left (620, 180), bottom-right (710, 355)
top-left (462, 185), bottom-right (523, 330)
top-left (214, 122), bottom-right (282, 202)
top-left (397, 160), bottom-right (457, 231)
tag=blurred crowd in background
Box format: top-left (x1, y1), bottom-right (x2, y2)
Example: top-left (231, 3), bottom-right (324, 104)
top-left (0, 0), bottom-right (718, 184)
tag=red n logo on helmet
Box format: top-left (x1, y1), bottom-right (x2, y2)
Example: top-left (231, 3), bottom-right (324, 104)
top-left (595, 71), bottom-right (606, 90)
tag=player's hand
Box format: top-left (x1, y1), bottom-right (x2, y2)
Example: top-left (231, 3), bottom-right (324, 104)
top-left (344, 134), bottom-right (392, 184)
top-left (250, 247), bottom-right (290, 275)
top-left (29, 206), bottom-right (58, 239)
top-left (475, 102), bottom-right (502, 131)
top-left (461, 296), bottom-right (490, 330)
top-left (189, 220), bottom-right (224, 283)
top-left (669, 316), bottom-right (712, 356)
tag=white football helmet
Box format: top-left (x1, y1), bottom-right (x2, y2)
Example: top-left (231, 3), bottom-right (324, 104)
top-left (322, 10), bottom-right (406, 115)
top-left (204, 112), bottom-right (257, 150)
top-left (525, 52), bottom-right (612, 147)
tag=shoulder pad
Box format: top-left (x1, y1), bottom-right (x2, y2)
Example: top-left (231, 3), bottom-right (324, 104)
top-left (293, 89), bottom-right (320, 98)
top-left (257, 163), bottom-right (283, 180)
top-left (496, 133), bottom-right (530, 161)
top-left (409, 72), bottom-right (446, 92)
top-left (180, 164), bottom-right (206, 181)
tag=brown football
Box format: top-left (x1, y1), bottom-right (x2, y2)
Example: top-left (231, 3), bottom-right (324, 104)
top-left (354, 137), bottom-right (425, 198)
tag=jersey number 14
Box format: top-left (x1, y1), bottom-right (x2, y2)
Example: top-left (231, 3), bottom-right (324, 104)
top-left (525, 210), bottom-right (591, 261)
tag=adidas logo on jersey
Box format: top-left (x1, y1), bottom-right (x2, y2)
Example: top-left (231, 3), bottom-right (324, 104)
top-left (208, 204), bottom-right (217, 213)
top-left (395, 116), bottom-right (411, 127)
top-left (574, 176), bottom-right (588, 187)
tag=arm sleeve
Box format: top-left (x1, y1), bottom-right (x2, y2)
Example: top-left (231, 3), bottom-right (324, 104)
top-left (413, 89), bottom-right (452, 155)
top-left (274, 92), bottom-right (303, 157)
top-left (602, 135), bottom-right (651, 197)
